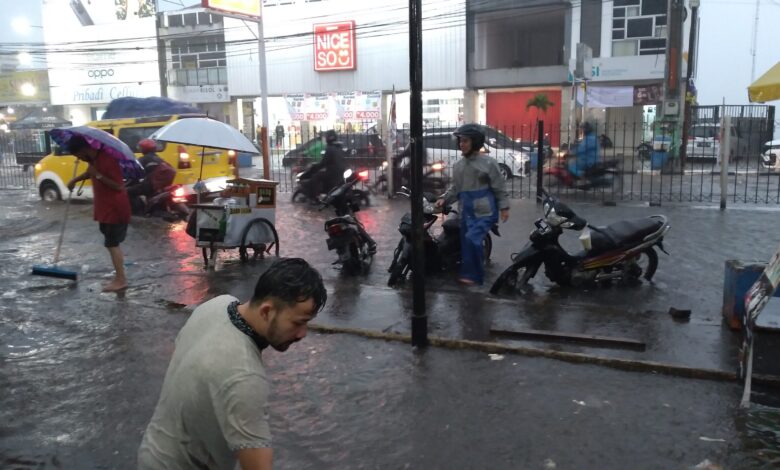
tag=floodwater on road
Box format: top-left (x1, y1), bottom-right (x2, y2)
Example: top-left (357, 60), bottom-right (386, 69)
top-left (1, 188), bottom-right (779, 468)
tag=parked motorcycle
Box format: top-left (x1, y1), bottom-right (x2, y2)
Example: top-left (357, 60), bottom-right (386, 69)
top-left (292, 163), bottom-right (370, 206)
top-left (372, 153), bottom-right (449, 196)
top-left (387, 188), bottom-right (499, 287)
top-left (321, 169), bottom-right (374, 275)
top-left (544, 156), bottom-right (621, 191)
top-left (489, 189), bottom-right (669, 294)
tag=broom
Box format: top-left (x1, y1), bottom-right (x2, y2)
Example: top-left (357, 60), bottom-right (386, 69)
top-left (32, 163), bottom-right (81, 281)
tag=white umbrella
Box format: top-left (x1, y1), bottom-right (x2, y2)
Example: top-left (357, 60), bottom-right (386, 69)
top-left (150, 117), bottom-right (260, 154)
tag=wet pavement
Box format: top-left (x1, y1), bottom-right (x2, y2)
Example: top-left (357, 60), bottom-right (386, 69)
top-left (1, 183), bottom-right (780, 468)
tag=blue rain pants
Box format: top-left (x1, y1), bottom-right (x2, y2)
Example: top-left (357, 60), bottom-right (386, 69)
top-left (459, 187), bottom-right (498, 284)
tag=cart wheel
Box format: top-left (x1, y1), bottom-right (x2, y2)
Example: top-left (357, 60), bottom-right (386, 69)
top-left (240, 218), bottom-right (280, 258)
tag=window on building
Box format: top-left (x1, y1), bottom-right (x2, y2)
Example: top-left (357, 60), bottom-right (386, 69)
top-left (612, 0), bottom-right (667, 57)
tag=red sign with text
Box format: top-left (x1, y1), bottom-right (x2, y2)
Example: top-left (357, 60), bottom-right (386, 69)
top-left (314, 21), bottom-right (356, 72)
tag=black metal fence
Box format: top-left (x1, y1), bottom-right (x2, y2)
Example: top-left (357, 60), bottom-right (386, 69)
top-left (265, 115), bottom-right (780, 205)
top-left (0, 131), bottom-right (41, 190)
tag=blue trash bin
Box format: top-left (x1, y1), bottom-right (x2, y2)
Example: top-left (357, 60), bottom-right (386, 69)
top-left (650, 151), bottom-right (668, 170)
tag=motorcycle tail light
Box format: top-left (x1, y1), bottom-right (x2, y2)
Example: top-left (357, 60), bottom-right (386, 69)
top-left (358, 170), bottom-right (369, 181)
top-left (178, 145), bottom-right (192, 169)
top-left (172, 186), bottom-right (187, 203)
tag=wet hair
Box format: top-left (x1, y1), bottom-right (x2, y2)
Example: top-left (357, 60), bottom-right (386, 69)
top-left (67, 136), bottom-right (90, 153)
top-left (251, 258), bottom-right (327, 314)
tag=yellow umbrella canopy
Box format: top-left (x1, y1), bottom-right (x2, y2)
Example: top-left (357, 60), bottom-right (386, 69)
top-left (748, 62), bottom-right (780, 103)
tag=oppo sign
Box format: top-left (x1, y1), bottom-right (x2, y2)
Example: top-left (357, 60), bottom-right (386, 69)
top-left (313, 21), bottom-right (356, 72)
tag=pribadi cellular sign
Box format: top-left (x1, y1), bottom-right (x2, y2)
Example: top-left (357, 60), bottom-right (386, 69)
top-left (314, 21), bottom-right (356, 72)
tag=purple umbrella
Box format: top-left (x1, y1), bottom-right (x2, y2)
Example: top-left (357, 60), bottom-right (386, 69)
top-left (50, 126), bottom-right (144, 180)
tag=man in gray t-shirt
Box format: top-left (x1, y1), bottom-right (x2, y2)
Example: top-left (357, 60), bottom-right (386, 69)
top-left (138, 259), bottom-right (327, 470)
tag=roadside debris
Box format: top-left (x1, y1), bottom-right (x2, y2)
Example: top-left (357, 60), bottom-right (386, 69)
top-left (669, 307), bottom-right (692, 322)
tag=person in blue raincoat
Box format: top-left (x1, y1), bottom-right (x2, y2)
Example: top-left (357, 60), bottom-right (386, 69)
top-left (436, 124), bottom-right (510, 285)
top-left (568, 121), bottom-right (600, 178)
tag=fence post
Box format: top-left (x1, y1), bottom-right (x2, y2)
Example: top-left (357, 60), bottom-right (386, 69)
top-left (536, 120), bottom-right (545, 203)
top-left (720, 115), bottom-right (731, 210)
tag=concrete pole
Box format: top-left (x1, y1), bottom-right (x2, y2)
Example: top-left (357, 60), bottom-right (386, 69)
top-left (720, 115), bottom-right (731, 210)
top-left (257, 20), bottom-right (270, 179)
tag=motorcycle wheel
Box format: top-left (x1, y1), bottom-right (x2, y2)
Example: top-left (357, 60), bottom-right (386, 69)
top-left (483, 234), bottom-right (493, 263)
top-left (388, 245), bottom-right (408, 287)
top-left (291, 189), bottom-right (308, 203)
top-left (623, 247), bottom-right (659, 283)
top-left (489, 265), bottom-right (533, 295)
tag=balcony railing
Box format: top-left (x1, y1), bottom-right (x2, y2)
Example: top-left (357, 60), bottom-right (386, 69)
top-left (168, 67), bottom-right (227, 86)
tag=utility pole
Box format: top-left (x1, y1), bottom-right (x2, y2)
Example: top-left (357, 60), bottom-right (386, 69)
top-left (154, 0), bottom-right (167, 97)
top-left (750, 0), bottom-right (760, 82)
top-left (679, 0), bottom-right (700, 168)
top-left (409, 0), bottom-right (427, 348)
top-left (661, 0), bottom-right (686, 169)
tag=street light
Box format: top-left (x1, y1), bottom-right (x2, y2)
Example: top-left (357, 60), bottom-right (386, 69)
top-left (17, 52), bottom-right (32, 65)
top-left (12, 17), bottom-right (32, 34)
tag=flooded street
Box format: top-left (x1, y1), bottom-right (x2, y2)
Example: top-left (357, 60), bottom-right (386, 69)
top-left (1, 188), bottom-right (780, 468)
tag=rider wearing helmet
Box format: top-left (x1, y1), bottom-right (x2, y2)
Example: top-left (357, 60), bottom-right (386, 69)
top-left (308, 129), bottom-right (347, 200)
top-left (569, 121), bottom-right (600, 178)
top-left (128, 139), bottom-right (177, 212)
top-left (436, 124), bottom-right (509, 285)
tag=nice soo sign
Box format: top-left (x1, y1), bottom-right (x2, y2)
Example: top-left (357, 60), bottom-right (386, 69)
top-left (314, 21), bottom-right (356, 72)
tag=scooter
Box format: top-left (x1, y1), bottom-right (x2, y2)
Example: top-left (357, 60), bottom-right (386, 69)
top-left (127, 182), bottom-right (190, 222)
top-left (387, 188), bottom-right (499, 287)
top-left (292, 163), bottom-right (370, 206)
top-left (544, 156), bottom-right (621, 191)
top-left (489, 189), bottom-right (670, 294)
top-left (321, 169), bottom-right (374, 275)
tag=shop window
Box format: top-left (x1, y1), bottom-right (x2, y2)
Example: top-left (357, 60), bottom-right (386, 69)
top-left (184, 13), bottom-right (197, 26)
top-left (655, 25), bottom-right (667, 38)
top-left (613, 19), bottom-right (625, 29)
top-left (614, 8), bottom-right (625, 18)
top-left (169, 15), bottom-right (183, 27)
top-left (612, 29), bottom-right (625, 40)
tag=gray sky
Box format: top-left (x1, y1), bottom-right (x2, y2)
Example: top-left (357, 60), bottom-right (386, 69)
top-left (1, 0), bottom-right (779, 105)
top-left (696, 0), bottom-right (780, 105)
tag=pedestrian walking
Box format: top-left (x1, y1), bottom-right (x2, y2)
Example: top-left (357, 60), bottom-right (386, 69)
top-left (436, 124), bottom-right (509, 285)
top-left (66, 136), bottom-right (131, 292)
top-left (275, 121), bottom-right (285, 149)
top-left (138, 258), bottom-right (327, 470)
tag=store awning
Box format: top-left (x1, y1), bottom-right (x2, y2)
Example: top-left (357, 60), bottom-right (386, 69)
top-left (748, 62), bottom-right (780, 103)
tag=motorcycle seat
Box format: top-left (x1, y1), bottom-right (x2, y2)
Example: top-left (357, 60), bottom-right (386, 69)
top-left (325, 216), bottom-right (356, 227)
top-left (590, 218), bottom-right (664, 253)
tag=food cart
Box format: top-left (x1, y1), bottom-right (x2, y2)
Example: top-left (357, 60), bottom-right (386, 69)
top-left (192, 177), bottom-right (280, 266)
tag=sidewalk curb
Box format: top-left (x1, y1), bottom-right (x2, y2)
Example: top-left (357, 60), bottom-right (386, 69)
top-left (309, 323), bottom-right (780, 387)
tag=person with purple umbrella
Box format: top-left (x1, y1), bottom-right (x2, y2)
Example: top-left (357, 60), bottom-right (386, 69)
top-left (66, 135), bottom-right (131, 292)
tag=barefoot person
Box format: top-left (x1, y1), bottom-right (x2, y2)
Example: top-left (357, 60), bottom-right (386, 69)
top-left (66, 136), bottom-right (131, 292)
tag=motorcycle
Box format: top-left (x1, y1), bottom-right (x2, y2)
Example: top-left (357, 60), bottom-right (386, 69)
top-left (127, 182), bottom-right (190, 222)
top-left (387, 188), bottom-right (500, 287)
top-left (292, 163), bottom-right (370, 206)
top-left (544, 155), bottom-right (621, 191)
top-left (321, 169), bottom-right (374, 275)
top-left (489, 189), bottom-right (670, 294)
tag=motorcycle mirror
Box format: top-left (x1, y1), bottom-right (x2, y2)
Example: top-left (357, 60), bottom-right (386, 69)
top-left (343, 169), bottom-right (353, 179)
